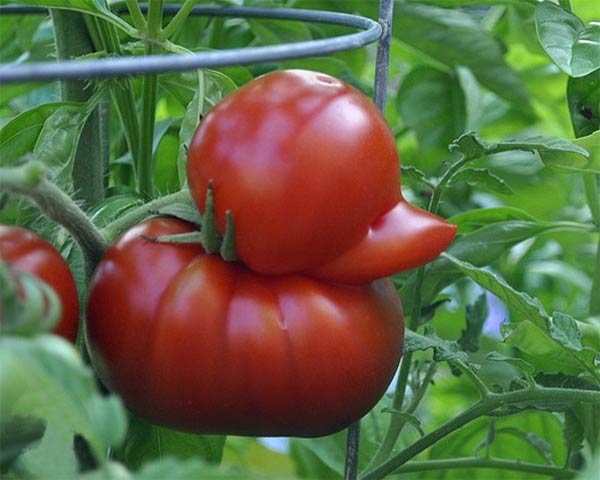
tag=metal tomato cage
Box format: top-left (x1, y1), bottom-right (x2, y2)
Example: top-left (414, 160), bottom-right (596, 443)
top-left (0, 2), bottom-right (394, 109)
top-left (0, 0), bottom-right (394, 476)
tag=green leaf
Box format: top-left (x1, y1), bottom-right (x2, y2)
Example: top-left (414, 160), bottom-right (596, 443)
top-left (502, 321), bottom-right (598, 377)
top-left (398, 219), bottom-right (572, 307)
top-left (449, 131), bottom-right (589, 161)
top-left (0, 102), bottom-right (78, 166)
top-left (116, 415), bottom-right (225, 471)
top-left (495, 427), bottom-right (554, 464)
top-left (449, 207), bottom-right (538, 234)
top-left (396, 67), bottom-right (466, 160)
top-left (381, 410), bottom-right (425, 437)
top-left (0, 335), bottom-right (127, 462)
top-left (535, 1), bottom-right (600, 77)
top-left (458, 294), bottom-right (488, 353)
top-left (401, 165), bottom-right (433, 188)
top-left (33, 103), bottom-right (92, 189)
top-left (450, 168), bottom-right (513, 194)
top-left (567, 69), bottom-right (600, 137)
top-left (0, 0), bottom-right (135, 35)
top-left (538, 130), bottom-right (600, 174)
top-left (564, 408), bottom-right (585, 459)
top-left (177, 90), bottom-right (202, 187)
top-left (0, 416), bottom-right (45, 469)
top-left (442, 253), bottom-right (549, 328)
top-left (549, 312), bottom-right (583, 351)
top-left (486, 352), bottom-right (536, 377)
top-left (404, 328), bottom-right (468, 363)
top-left (394, 4), bottom-right (533, 114)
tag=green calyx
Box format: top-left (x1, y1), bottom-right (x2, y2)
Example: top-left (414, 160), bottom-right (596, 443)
top-left (147, 181), bottom-right (238, 262)
top-left (0, 261), bottom-right (61, 337)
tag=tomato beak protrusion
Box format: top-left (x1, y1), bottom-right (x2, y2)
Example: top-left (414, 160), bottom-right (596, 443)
top-left (307, 201), bottom-right (457, 284)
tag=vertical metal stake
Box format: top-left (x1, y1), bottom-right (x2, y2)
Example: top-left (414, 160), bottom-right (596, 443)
top-left (373, 0), bottom-right (395, 112)
top-left (344, 1), bottom-right (395, 480)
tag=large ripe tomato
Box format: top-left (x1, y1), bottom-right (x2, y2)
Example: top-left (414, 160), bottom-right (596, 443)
top-left (86, 218), bottom-right (404, 437)
top-left (187, 69), bottom-right (456, 282)
top-left (0, 225), bottom-right (79, 342)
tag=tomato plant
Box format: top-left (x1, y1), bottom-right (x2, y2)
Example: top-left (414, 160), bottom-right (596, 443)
top-left (187, 69), bottom-right (456, 283)
top-left (1, 0), bottom-right (600, 479)
top-left (0, 225), bottom-right (79, 342)
top-left (86, 218), bottom-right (404, 437)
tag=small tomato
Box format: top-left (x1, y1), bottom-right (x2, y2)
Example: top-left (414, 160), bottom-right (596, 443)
top-left (0, 225), bottom-right (79, 341)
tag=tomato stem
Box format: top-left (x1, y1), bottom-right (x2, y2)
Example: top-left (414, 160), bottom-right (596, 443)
top-left (160, 0), bottom-right (197, 40)
top-left (101, 189), bottom-right (193, 240)
top-left (125, 0), bottom-right (147, 31)
top-left (390, 457), bottom-right (577, 478)
top-left (50, 9), bottom-right (108, 208)
top-left (0, 162), bottom-right (108, 277)
top-left (360, 387), bottom-right (600, 480)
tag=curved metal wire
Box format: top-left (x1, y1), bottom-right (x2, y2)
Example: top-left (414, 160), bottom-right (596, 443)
top-left (0, 6), bottom-right (382, 84)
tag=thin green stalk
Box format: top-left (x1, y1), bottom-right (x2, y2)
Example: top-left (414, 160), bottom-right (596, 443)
top-left (125, 0), bottom-right (147, 31)
top-left (591, 235), bottom-right (600, 316)
top-left (367, 267), bottom-right (426, 468)
top-left (138, 0), bottom-right (164, 199)
top-left (50, 10), bottom-right (107, 208)
top-left (452, 360), bottom-right (490, 397)
top-left (0, 162), bottom-right (107, 277)
top-left (429, 153), bottom-right (471, 215)
top-left (361, 387), bottom-right (600, 480)
top-left (583, 173), bottom-right (600, 227)
top-left (92, 18), bottom-right (141, 172)
top-left (160, 0), bottom-right (197, 40)
top-left (393, 457), bottom-right (577, 478)
top-left (102, 189), bottom-right (192, 240)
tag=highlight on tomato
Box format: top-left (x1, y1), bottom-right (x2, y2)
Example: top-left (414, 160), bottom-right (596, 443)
top-left (186, 69), bottom-right (457, 283)
top-left (86, 218), bottom-right (405, 437)
top-left (0, 225), bottom-right (79, 342)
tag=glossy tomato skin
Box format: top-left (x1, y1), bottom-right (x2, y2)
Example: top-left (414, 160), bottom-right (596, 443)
top-left (187, 69), bottom-right (401, 275)
top-left (0, 225), bottom-right (79, 342)
top-left (86, 218), bottom-right (404, 437)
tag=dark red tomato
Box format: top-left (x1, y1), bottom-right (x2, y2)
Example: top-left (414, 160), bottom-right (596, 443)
top-left (86, 218), bottom-right (404, 437)
top-left (187, 69), bottom-right (456, 282)
top-left (0, 225), bottom-right (79, 342)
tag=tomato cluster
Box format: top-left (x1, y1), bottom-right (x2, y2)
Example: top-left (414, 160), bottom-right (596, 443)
top-left (0, 225), bottom-right (79, 342)
top-left (86, 70), bottom-right (456, 437)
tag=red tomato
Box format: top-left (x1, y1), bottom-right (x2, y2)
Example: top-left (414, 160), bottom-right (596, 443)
top-left (86, 218), bottom-right (404, 437)
top-left (187, 69), bottom-right (456, 282)
top-left (0, 225), bottom-right (79, 341)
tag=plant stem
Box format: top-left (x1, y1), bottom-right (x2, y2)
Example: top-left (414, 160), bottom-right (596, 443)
top-left (0, 162), bottom-right (107, 277)
top-left (393, 457), bottom-right (577, 478)
top-left (50, 9), bottom-right (107, 208)
top-left (582, 174), bottom-right (600, 316)
top-left (102, 189), bottom-right (192, 240)
top-left (360, 387), bottom-right (600, 480)
top-left (583, 174), bottom-right (600, 227)
top-left (429, 153), bottom-right (471, 215)
top-left (89, 17), bottom-right (141, 178)
top-left (367, 267), bottom-right (427, 468)
top-left (452, 360), bottom-right (490, 397)
top-left (138, 0), bottom-right (164, 199)
top-left (160, 0), bottom-right (197, 40)
top-left (591, 234), bottom-right (600, 316)
top-left (125, 0), bottom-right (147, 31)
